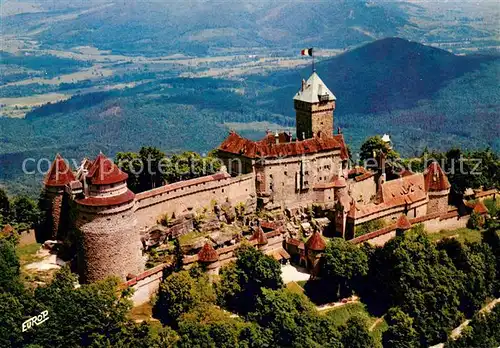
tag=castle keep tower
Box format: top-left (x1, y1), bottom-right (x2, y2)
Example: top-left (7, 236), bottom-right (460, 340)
top-left (42, 154), bottom-right (76, 240)
top-left (424, 162), bottom-right (451, 215)
top-left (75, 153), bottom-right (143, 283)
top-left (294, 72), bottom-right (336, 140)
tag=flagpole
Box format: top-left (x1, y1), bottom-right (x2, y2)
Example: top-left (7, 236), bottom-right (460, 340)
top-left (312, 49), bottom-right (315, 73)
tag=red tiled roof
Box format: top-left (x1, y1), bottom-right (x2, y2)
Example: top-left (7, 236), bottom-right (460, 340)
top-left (348, 167), bottom-right (375, 182)
top-left (135, 172), bottom-right (231, 200)
top-left (395, 214), bottom-right (412, 230)
top-left (473, 201), bottom-right (489, 214)
top-left (76, 189), bottom-right (135, 207)
top-left (44, 154), bottom-right (76, 187)
top-left (1, 224), bottom-right (14, 235)
top-left (250, 226), bottom-right (268, 245)
top-left (198, 242), bottom-right (219, 262)
top-left (87, 153), bottom-right (128, 185)
top-left (424, 162), bottom-right (451, 192)
top-left (305, 231), bottom-right (326, 251)
top-left (399, 169), bottom-right (414, 177)
top-left (332, 176), bottom-right (347, 188)
top-left (355, 174), bottom-right (427, 219)
top-left (287, 238), bottom-right (305, 249)
top-left (218, 131), bottom-right (348, 160)
top-left (260, 221), bottom-right (278, 231)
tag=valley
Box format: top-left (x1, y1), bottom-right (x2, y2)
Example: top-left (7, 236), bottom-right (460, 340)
top-left (0, 0), bottom-right (499, 196)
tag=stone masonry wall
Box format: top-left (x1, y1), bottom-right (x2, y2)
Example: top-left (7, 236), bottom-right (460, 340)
top-left (77, 203), bottom-right (144, 283)
top-left (427, 191), bottom-right (450, 215)
top-left (134, 173), bottom-right (256, 231)
top-left (260, 151), bottom-right (343, 209)
top-left (295, 100), bottom-right (335, 139)
top-left (349, 176), bottom-right (376, 204)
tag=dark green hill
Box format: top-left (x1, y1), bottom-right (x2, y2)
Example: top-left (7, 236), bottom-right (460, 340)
top-left (0, 39), bottom-right (498, 196)
top-left (255, 38), bottom-right (497, 116)
top-left (4, 0), bottom-right (408, 55)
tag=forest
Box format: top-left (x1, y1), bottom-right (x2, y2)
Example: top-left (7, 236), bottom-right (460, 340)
top-left (1, 218), bottom-right (499, 347)
top-left (1, 38), bottom-right (499, 196)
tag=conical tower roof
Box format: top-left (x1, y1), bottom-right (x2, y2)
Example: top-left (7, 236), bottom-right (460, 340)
top-left (294, 72), bottom-right (336, 103)
top-left (251, 226), bottom-right (268, 246)
top-left (197, 242), bottom-right (219, 263)
top-left (305, 231), bottom-right (326, 251)
top-left (87, 153), bottom-right (128, 185)
top-left (395, 214), bottom-right (412, 231)
top-left (424, 162), bottom-right (451, 192)
top-left (44, 154), bottom-right (76, 187)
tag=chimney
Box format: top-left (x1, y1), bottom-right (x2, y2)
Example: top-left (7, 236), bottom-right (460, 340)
top-left (301, 79), bottom-right (306, 92)
top-left (302, 132), bottom-right (305, 140)
top-left (275, 131), bottom-right (279, 144)
top-left (375, 173), bottom-right (386, 204)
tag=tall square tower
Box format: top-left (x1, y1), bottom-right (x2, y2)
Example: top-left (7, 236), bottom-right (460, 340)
top-left (293, 72), bottom-right (336, 140)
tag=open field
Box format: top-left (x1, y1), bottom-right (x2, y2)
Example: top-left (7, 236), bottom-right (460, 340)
top-left (429, 227), bottom-right (483, 244)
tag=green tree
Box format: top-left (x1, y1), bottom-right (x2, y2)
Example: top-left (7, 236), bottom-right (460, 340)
top-left (338, 316), bottom-right (375, 348)
top-left (467, 211), bottom-right (484, 230)
top-left (216, 245), bottom-right (283, 315)
top-left (446, 304), bottom-right (500, 348)
top-left (365, 231), bottom-right (463, 345)
top-left (250, 288), bottom-right (342, 347)
top-left (30, 267), bottom-right (134, 347)
top-left (139, 146), bottom-right (166, 190)
top-left (0, 291), bottom-right (26, 347)
top-left (0, 188), bottom-right (11, 222)
top-left (155, 270), bottom-right (215, 327)
top-left (382, 307), bottom-right (419, 348)
top-left (177, 304), bottom-right (260, 348)
top-left (116, 151), bottom-right (142, 192)
top-left (437, 238), bottom-right (497, 317)
top-left (483, 227), bottom-right (500, 295)
top-left (359, 135), bottom-right (399, 162)
top-left (0, 239), bottom-right (22, 294)
top-left (12, 196), bottom-right (39, 227)
top-left (321, 237), bottom-right (369, 298)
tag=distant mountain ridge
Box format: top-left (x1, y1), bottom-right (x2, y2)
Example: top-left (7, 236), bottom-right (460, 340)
top-left (257, 38), bottom-right (497, 116)
top-left (2, 0), bottom-right (410, 54)
top-left (0, 38), bottom-right (498, 196)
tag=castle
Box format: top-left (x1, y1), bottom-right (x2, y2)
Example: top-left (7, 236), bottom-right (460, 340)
top-left (42, 71), bottom-right (455, 283)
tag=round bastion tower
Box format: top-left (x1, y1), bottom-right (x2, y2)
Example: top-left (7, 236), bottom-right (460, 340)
top-left (42, 154), bottom-right (76, 240)
top-left (75, 153), bottom-right (144, 283)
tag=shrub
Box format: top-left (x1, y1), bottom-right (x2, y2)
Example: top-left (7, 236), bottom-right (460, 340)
top-left (467, 211), bottom-right (484, 230)
top-left (355, 218), bottom-right (386, 236)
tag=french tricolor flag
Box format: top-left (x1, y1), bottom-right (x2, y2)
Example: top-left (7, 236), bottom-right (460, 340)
top-left (301, 48), bottom-right (313, 56)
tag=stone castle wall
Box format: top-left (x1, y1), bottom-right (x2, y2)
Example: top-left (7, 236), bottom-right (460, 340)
top-left (295, 100), bottom-right (335, 139)
top-left (259, 151), bottom-right (343, 209)
top-left (41, 187), bottom-right (64, 240)
top-left (355, 199), bottom-right (428, 225)
top-left (134, 173), bottom-right (256, 231)
top-left (427, 190), bottom-right (450, 215)
top-left (349, 176), bottom-right (377, 204)
top-left (76, 201), bottom-right (144, 283)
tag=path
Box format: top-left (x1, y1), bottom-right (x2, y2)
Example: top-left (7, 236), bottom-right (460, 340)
top-left (450, 298), bottom-right (500, 339)
top-left (316, 296), bottom-right (360, 312)
top-left (429, 297), bottom-right (500, 348)
top-left (369, 316), bottom-right (385, 332)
